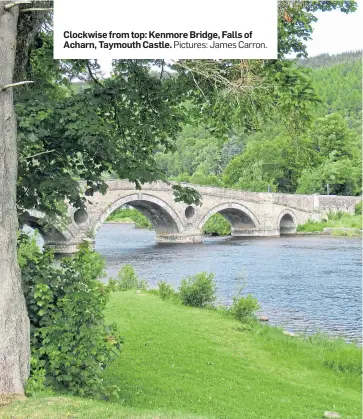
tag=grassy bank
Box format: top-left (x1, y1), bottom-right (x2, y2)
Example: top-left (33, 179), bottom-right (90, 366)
top-left (106, 208), bottom-right (152, 229)
top-left (297, 212), bottom-right (362, 235)
top-left (3, 291), bottom-right (362, 419)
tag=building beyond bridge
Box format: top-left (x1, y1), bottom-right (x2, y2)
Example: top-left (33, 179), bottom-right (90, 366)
top-left (26, 180), bottom-right (361, 255)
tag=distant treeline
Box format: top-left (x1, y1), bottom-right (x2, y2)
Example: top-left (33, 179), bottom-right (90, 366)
top-left (155, 51), bottom-right (362, 196)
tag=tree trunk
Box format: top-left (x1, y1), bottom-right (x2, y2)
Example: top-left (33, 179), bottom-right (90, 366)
top-left (0, 2), bottom-right (30, 395)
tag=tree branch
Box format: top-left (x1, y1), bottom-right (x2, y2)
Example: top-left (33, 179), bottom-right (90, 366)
top-left (4, 0), bottom-right (31, 10)
top-left (23, 150), bottom-right (55, 160)
top-left (86, 61), bottom-right (105, 87)
top-left (0, 81), bottom-right (34, 91)
top-left (20, 7), bottom-right (53, 12)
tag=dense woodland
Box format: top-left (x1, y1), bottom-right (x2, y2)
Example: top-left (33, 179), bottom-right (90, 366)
top-left (155, 51), bottom-right (362, 196)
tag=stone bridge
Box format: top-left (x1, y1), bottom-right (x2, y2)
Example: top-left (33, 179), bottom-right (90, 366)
top-left (26, 180), bottom-right (361, 254)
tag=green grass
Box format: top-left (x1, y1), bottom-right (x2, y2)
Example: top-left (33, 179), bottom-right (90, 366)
top-left (297, 213), bottom-right (362, 235)
top-left (106, 208), bottom-right (152, 229)
top-left (1, 396), bottom-right (201, 418)
top-left (2, 291), bottom-right (362, 418)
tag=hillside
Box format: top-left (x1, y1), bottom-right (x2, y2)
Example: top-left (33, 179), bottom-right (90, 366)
top-left (155, 51), bottom-right (362, 196)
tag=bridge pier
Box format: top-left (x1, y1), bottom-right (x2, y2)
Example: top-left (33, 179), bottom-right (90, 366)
top-left (156, 229), bottom-right (202, 244)
top-left (44, 239), bottom-right (94, 256)
top-left (231, 228), bottom-right (280, 237)
top-left (279, 226), bottom-right (297, 235)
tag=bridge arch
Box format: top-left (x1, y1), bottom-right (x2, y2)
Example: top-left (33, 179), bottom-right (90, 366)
top-left (198, 202), bottom-right (260, 232)
top-left (92, 193), bottom-right (184, 236)
top-left (24, 210), bottom-right (74, 243)
top-left (278, 209), bottom-right (297, 235)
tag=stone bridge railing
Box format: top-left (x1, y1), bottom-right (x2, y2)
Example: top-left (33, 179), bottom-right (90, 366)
top-left (26, 180), bottom-right (361, 254)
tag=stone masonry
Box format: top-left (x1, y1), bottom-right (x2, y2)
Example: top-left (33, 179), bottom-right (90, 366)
top-left (25, 180), bottom-right (361, 254)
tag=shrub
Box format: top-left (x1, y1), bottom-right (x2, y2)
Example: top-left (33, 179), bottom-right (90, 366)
top-left (18, 234), bottom-right (122, 398)
top-left (117, 264), bottom-right (146, 290)
top-left (355, 201), bottom-right (362, 215)
top-left (107, 278), bottom-right (118, 292)
top-left (158, 280), bottom-right (177, 300)
top-left (297, 220), bottom-right (325, 232)
top-left (327, 210), bottom-right (346, 220)
top-left (106, 208), bottom-right (152, 229)
top-left (230, 294), bottom-right (260, 322)
top-left (203, 213), bottom-right (231, 236)
top-left (179, 272), bottom-right (216, 307)
top-left (25, 358), bottom-right (48, 396)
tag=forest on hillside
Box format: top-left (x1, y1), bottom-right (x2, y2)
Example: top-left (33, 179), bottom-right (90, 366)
top-left (155, 51), bottom-right (362, 196)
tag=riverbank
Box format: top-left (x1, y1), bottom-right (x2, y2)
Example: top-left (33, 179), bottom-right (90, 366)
top-left (3, 291), bottom-right (362, 418)
top-left (297, 213), bottom-right (362, 236)
top-left (105, 218), bottom-right (134, 224)
top-left (106, 208), bottom-right (152, 229)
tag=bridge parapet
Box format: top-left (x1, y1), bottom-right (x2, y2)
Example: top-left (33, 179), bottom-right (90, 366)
top-left (27, 180), bottom-right (361, 255)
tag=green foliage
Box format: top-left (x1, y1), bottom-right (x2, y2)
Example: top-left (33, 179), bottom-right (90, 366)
top-left (157, 281), bottom-right (178, 300)
top-left (297, 213), bottom-right (362, 233)
top-left (203, 213), bottom-right (231, 236)
top-left (155, 124), bottom-right (223, 178)
top-left (296, 157), bottom-right (361, 195)
top-left (178, 272), bottom-right (216, 308)
top-left (25, 359), bottom-right (49, 397)
top-left (18, 234), bottom-right (122, 397)
top-left (296, 221), bottom-right (325, 233)
top-left (117, 264), bottom-right (146, 291)
top-left (106, 208), bottom-right (152, 229)
top-left (327, 210), bottom-right (346, 220)
top-left (172, 184), bottom-right (202, 206)
top-left (312, 113), bottom-right (359, 159)
top-left (303, 53), bottom-right (362, 117)
top-left (299, 50), bottom-right (362, 70)
top-left (152, 53), bottom-right (361, 197)
top-left (229, 295), bottom-right (260, 323)
top-left (355, 201), bottom-right (362, 215)
top-left (107, 278), bottom-right (119, 292)
top-left (277, 2), bottom-right (357, 59)
top-left (15, 7), bottom-right (356, 224)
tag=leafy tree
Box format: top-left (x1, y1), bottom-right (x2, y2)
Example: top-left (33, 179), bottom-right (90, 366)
top-left (223, 129), bottom-right (318, 192)
top-left (0, 0), bottom-right (358, 396)
top-left (296, 114), bottom-right (361, 195)
top-left (297, 158), bottom-right (361, 195)
top-left (311, 113), bottom-right (359, 160)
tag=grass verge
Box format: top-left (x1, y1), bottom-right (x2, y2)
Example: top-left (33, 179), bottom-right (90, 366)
top-left (2, 291), bottom-right (362, 418)
top-left (297, 213), bottom-right (362, 235)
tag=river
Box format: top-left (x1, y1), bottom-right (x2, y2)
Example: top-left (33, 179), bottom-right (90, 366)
top-left (95, 223), bottom-right (362, 343)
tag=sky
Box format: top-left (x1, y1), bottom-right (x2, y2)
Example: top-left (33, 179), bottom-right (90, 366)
top-left (305, 2), bottom-right (363, 56)
top-left (99, 3), bottom-right (363, 75)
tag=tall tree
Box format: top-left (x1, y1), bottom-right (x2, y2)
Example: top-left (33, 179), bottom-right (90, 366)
top-left (0, 2), bottom-right (29, 395)
top-left (0, 0), bottom-right (51, 395)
